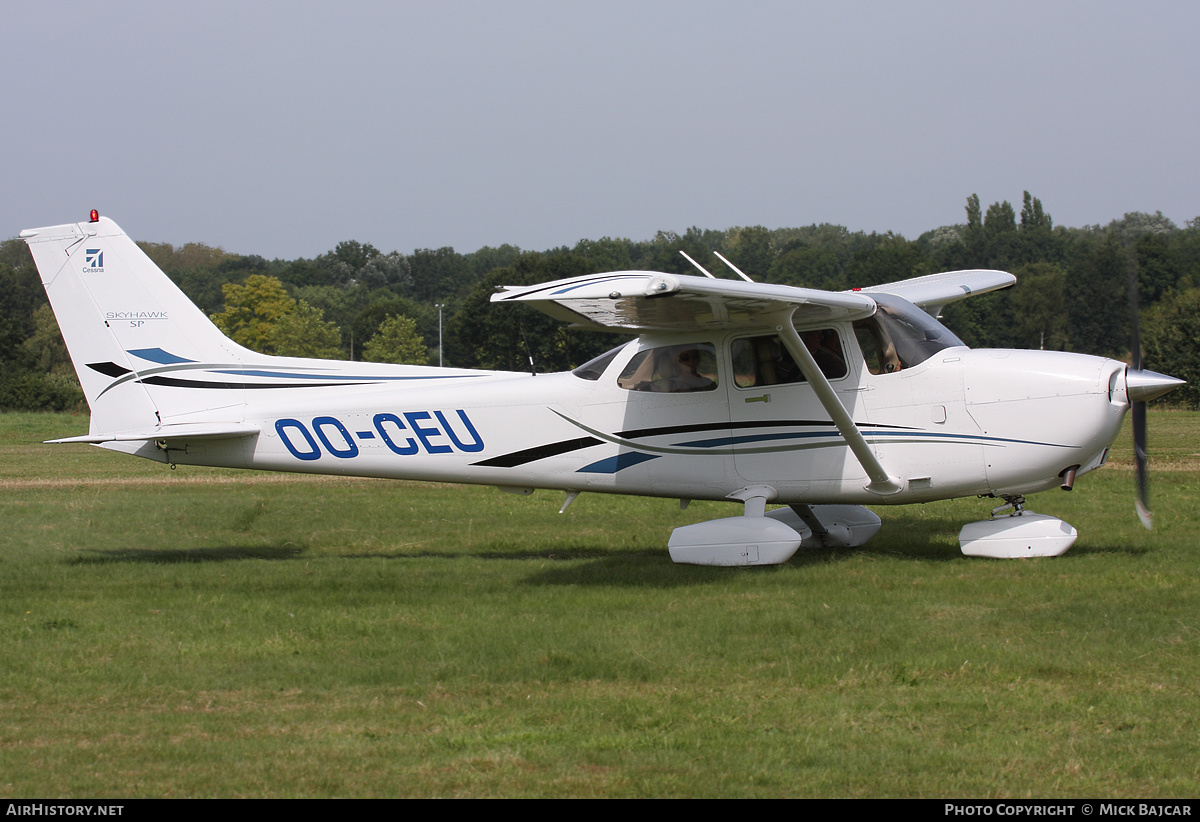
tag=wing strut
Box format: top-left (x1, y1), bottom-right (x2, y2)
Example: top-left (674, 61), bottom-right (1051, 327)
top-left (714, 251), bottom-right (754, 283)
top-left (764, 308), bottom-right (903, 496)
top-left (679, 251), bottom-right (717, 279)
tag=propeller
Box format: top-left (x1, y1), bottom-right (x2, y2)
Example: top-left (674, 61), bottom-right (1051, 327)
top-left (1125, 249), bottom-right (1185, 529)
top-left (1128, 259), bottom-right (1150, 530)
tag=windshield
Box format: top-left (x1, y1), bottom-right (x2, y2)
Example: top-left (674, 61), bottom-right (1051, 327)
top-left (854, 294), bottom-right (965, 374)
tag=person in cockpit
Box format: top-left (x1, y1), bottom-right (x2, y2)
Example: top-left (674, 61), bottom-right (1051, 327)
top-left (661, 347), bottom-right (716, 392)
top-left (803, 329), bottom-right (847, 378)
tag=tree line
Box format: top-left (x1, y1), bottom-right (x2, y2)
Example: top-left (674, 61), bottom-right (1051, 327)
top-left (3, 192), bottom-right (1199, 411)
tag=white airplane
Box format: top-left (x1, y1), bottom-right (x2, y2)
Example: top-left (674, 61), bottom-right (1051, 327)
top-left (21, 212), bottom-right (1184, 565)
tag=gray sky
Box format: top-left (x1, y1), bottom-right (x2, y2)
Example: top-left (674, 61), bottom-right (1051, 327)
top-left (3, 1), bottom-right (1197, 260)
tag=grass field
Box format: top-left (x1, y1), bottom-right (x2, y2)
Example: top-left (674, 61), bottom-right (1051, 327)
top-left (1, 410), bottom-right (1197, 798)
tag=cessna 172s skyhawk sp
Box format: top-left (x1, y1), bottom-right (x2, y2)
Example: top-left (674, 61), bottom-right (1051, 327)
top-left (21, 213), bottom-right (1183, 565)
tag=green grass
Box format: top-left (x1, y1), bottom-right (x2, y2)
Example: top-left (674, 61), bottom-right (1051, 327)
top-left (1, 411), bottom-right (1197, 797)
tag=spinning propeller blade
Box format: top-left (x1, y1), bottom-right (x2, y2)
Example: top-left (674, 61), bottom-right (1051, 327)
top-left (1128, 262), bottom-right (1151, 530)
top-left (1124, 248), bottom-right (1185, 530)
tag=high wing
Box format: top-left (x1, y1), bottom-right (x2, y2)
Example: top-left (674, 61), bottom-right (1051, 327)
top-left (491, 271), bottom-right (878, 332)
top-left (861, 269), bottom-right (1015, 317)
top-left (491, 268), bottom-right (1013, 331)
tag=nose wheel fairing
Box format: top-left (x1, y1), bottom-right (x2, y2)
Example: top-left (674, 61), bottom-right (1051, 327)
top-left (959, 513), bottom-right (1078, 558)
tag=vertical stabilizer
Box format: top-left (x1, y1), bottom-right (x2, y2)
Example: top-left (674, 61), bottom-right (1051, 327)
top-left (21, 216), bottom-right (252, 434)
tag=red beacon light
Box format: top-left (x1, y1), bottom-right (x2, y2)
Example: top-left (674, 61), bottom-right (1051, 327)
top-left (89, 209), bottom-right (99, 222)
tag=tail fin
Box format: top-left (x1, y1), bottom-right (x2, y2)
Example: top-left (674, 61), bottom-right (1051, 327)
top-left (21, 215), bottom-right (254, 435)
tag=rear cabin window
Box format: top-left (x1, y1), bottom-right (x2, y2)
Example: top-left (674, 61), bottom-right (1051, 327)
top-left (617, 343), bottom-right (718, 392)
top-left (572, 344), bottom-right (628, 381)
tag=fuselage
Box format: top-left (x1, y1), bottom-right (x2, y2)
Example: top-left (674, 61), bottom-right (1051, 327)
top-left (120, 322), bottom-right (1130, 508)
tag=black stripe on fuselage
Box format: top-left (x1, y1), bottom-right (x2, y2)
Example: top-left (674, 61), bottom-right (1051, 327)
top-left (473, 436), bottom-right (603, 468)
top-left (139, 376), bottom-right (374, 390)
top-left (473, 419), bottom-right (917, 468)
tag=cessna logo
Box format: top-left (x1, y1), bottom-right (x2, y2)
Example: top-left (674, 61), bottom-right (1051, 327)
top-left (83, 249), bottom-right (104, 272)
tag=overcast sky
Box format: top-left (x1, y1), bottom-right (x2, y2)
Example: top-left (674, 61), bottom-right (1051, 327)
top-left (3, 1), bottom-right (1197, 259)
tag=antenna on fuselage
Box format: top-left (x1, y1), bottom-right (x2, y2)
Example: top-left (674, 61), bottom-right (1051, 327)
top-left (519, 325), bottom-right (537, 376)
top-left (679, 250), bottom-right (717, 278)
top-left (713, 251), bottom-right (755, 283)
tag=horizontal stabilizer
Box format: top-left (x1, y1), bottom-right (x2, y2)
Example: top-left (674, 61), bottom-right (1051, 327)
top-left (47, 423), bottom-right (261, 445)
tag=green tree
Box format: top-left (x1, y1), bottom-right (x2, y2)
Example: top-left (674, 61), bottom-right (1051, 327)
top-left (293, 284), bottom-right (363, 334)
top-left (844, 235), bottom-right (929, 288)
top-left (357, 251), bottom-right (407, 291)
top-left (1019, 191), bottom-right (1051, 232)
top-left (332, 239), bottom-right (379, 272)
top-left (1011, 263), bottom-right (1069, 350)
top-left (573, 237), bottom-right (634, 272)
top-left (922, 225), bottom-right (964, 253)
top-left (1106, 211), bottom-right (1177, 246)
top-left (448, 251), bottom-right (617, 372)
top-left (768, 244), bottom-right (843, 290)
top-left (0, 249), bottom-right (44, 338)
top-left (362, 315), bottom-right (429, 365)
top-left (1065, 236), bottom-right (1130, 358)
top-left (1142, 288), bottom-right (1200, 408)
top-left (407, 247), bottom-right (472, 303)
top-left (23, 305), bottom-right (75, 377)
top-left (724, 225), bottom-right (775, 278)
top-left (1132, 232), bottom-right (1179, 307)
top-left (0, 310), bottom-right (83, 412)
top-left (211, 275), bottom-right (299, 353)
top-left (939, 289), bottom-right (1016, 350)
top-left (467, 244), bottom-right (522, 279)
top-left (983, 200), bottom-right (1019, 267)
top-left (270, 302), bottom-right (343, 359)
top-left (138, 241), bottom-right (231, 274)
top-left (964, 194), bottom-right (983, 252)
top-left (310, 240), bottom-right (383, 288)
top-left (0, 249), bottom-right (85, 411)
top-left (351, 297), bottom-right (435, 359)
top-left (1017, 191), bottom-right (1057, 263)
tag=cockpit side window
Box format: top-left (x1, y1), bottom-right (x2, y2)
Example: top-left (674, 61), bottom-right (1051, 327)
top-left (853, 294), bottom-right (966, 374)
top-left (618, 343), bottom-right (718, 392)
top-left (731, 329), bottom-right (847, 388)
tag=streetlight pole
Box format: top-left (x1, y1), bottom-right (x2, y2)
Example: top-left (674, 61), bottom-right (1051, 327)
top-left (436, 303), bottom-right (445, 367)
